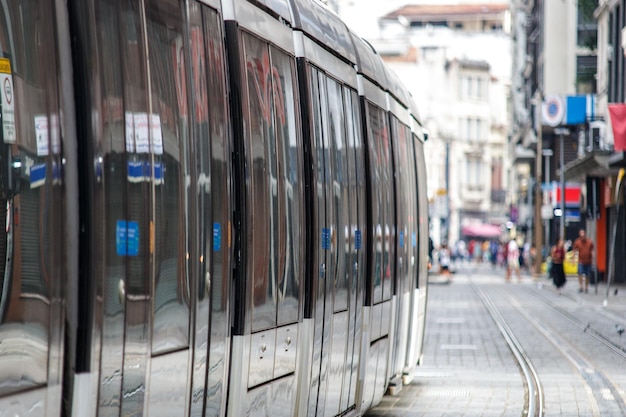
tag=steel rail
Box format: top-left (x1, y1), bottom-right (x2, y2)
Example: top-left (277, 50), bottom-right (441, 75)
top-left (472, 283), bottom-right (544, 417)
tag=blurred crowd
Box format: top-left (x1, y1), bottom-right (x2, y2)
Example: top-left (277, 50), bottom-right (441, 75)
top-left (429, 238), bottom-right (535, 275)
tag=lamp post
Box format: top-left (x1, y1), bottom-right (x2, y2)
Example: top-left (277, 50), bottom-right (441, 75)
top-left (554, 127), bottom-right (570, 240)
top-left (533, 91), bottom-right (543, 276)
top-left (542, 149), bottom-right (553, 247)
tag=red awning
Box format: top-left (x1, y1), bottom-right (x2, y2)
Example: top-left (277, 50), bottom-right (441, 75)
top-left (461, 223), bottom-right (502, 238)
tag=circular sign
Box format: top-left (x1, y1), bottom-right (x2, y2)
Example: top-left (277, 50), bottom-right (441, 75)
top-left (3, 77), bottom-right (12, 105)
top-left (542, 95), bottom-right (564, 127)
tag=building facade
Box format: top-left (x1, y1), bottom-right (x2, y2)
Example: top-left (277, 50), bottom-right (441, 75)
top-left (336, 3), bottom-right (512, 246)
top-left (509, 0), bottom-right (626, 284)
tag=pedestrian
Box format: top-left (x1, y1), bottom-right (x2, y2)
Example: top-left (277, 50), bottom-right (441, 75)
top-left (428, 237), bottom-right (434, 270)
top-left (573, 229), bottom-right (594, 293)
top-left (506, 237), bottom-right (521, 282)
top-left (438, 241), bottom-right (452, 277)
top-left (550, 238), bottom-right (566, 294)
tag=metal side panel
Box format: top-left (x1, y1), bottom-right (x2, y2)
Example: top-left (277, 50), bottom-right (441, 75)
top-left (370, 302), bottom-right (383, 342)
top-left (372, 337), bottom-right (389, 408)
top-left (324, 310), bottom-right (349, 416)
top-left (386, 296), bottom-right (397, 383)
top-left (45, 385), bottom-right (62, 416)
top-left (416, 288), bottom-right (427, 365)
top-left (380, 300), bottom-right (392, 338)
top-left (360, 338), bottom-right (378, 412)
top-left (394, 292), bottom-right (411, 377)
top-left (355, 306), bottom-right (370, 415)
top-left (144, 350), bottom-right (189, 417)
top-left (0, 387), bottom-right (47, 417)
top-left (71, 372), bottom-right (97, 417)
top-left (248, 329), bottom-right (277, 388)
top-left (268, 376), bottom-right (297, 417)
top-left (390, 292), bottom-right (411, 375)
top-left (245, 376), bottom-right (297, 417)
top-left (246, 383), bottom-right (270, 417)
top-left (295, 319), bottom-right (314, 416)
top-left (274, 324), bottom-right (298, 378)
top-left (406, 288), bottom-right (421, 371)
top-left (228, 335), bottom-right (251, 417)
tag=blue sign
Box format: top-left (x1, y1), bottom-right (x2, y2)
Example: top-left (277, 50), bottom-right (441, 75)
top-left (566, 95), bottom-right (594, 125)
top-left (127, 221), bottom-right (139, 256)
top-left (399, 232), bottom-right (405, 248)
top-left (127, 160), bottom-right (164, 183)
top-left (116, 221), bottom-right (127, 256)
top-left (213, 222), bottom-right (221, 251)
top-left (321, 228), bottom-right (330, 250)
top-left (412, 232), bottom-right (417, 248)
top-left (30, 163), bottom-right (46, 188)
top-left (354, 230), bottom-right (362, 250)
top-left (116, 220), bottom-right (139, 256)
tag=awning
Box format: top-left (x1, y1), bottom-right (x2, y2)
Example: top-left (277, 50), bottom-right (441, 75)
top-left (461, 223), bottom-right (502, 238)
top-left (560, 151), bottom-right (619, 181)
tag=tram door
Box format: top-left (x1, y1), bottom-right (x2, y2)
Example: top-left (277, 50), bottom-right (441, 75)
top-left (0, 1), bottom-right (67, 414)
top-left (307, 68), bottom-right (363, 417)
top-left (80, 1), bottom-right (231, 416)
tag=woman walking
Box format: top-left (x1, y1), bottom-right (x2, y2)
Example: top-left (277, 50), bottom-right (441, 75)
top-left (551, 238), bottom-right (566, 293)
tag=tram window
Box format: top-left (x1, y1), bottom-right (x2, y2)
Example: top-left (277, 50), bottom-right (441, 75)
top-left (145, 0), bottom-right (191, 354)
top-left (242, 34), bottom-right (301, 331)
top-left (204, 7), bottom-right (231, 317)
top-left (366, 102), bottom-right (390, 305)
top-left (270, 48), bottom-right (302, 326)
top-left (0, 0), bottom-right (61, 395)
top-left (392, 118), bottom-right (415, 294)
top-left (326, 78), bottom-right (349, 314)
top-left (345, 89), bottom-right (365, 299)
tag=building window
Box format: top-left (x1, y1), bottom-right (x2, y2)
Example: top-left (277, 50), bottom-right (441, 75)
top-left (466, 158), bottom-right (482, 187)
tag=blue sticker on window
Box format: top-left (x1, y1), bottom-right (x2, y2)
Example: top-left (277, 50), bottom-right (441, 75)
top-left (213, 222), bottom-right (221, 251)
top-left (116, 220), bottom-right (139, 256)
top-left (355, 230), bottom-right (362, 250)
top-left (399, 232), bottom-right (405, 248)
top-left (116, 220), bottom-right (127, 256)
top-left (126, 221), bottom-right (139, 256)
top-left (412, 232), bottom-right (417, 248)
top-left (322, 228), bottom-right (331, 250)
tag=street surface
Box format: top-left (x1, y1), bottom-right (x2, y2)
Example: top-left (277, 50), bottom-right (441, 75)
top-left (365, 263), bottom-right (626, 416)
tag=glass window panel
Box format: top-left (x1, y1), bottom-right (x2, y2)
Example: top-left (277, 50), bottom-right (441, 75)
top-left (270, 48), bottom-right (301, 326)
top-left (242, 34), bottom-right (276, 331)
top-left (0, 0), bottom-right (61, 396)
top-left (326, 78), bottom-right (349, 313)
top-left (307, 66), bottom-right (325, 318)
top-left (380, 116), bottom-right (393, 302)
top-left (366, 103), bottom-right (388, 304)
top-left (145, 0), bottom-right (191, 353)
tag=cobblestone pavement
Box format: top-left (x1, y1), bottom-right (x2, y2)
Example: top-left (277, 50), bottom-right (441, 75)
top-left (365, 263), bottom-right (626, 417)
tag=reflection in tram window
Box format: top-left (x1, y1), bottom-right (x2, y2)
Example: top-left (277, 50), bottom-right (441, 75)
top-left (367, 103), bottom-right (390, 304)
top-left (145, 0), bottom-right (191, 354)
top-left (0, 0), bottom-right (62, 396)
top-left (242, 34), bottom-right (302, 332)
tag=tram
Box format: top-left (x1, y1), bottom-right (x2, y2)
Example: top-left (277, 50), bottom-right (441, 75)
top-left (0, 0), bottom-right (429, 416)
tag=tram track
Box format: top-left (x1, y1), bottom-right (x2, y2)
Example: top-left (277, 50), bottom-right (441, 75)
top-left (475, 281), bottom-right (626, 417)
top-left (522, 286), bottom-right (626, 359)
top-left (472, 283), bottom-right (544, 417)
